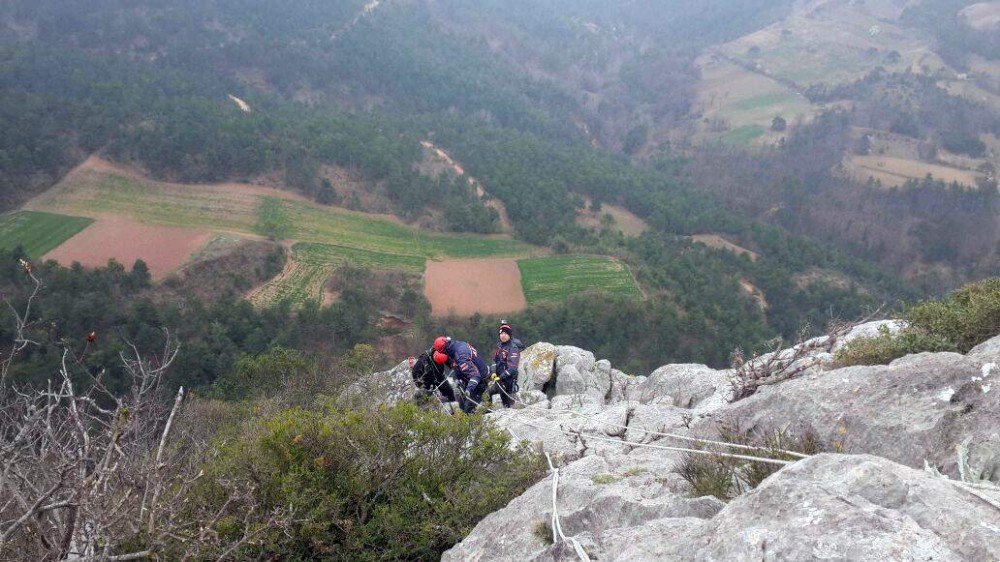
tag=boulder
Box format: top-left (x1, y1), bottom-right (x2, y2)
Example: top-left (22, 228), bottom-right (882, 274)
top-left (968, 334), bottom-right (1000, 364)
top-left (446, 453), bottom-right (1000, 561)
top-left (553, 347), bottom-right (606, 398)
top-left (747, 320), bottom-right (907, 376)
top-left (520, 342), bottom-right (557, 391)
top-left (521, 344), bottom-right (637, 402)
top-left (441, 448), bottom-right (723, 562)
top-left (637, 363), bottom-right (731, 408)
top-left (679, 454), bottom-right (1000, 562)
top-left (342, 360), bottom-right (414, 407)
top-left (700, 351), bottom-right (1000, 479)
top-left (557, 346), bottom-right (596, 375)
top-left (832, 319), bottom-right (908, 353)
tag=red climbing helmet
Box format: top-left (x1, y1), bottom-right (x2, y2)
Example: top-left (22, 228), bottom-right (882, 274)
top-left (433, 336), bottom-right (449, 353)
top-left (433, 351), bottom-right (449, 365)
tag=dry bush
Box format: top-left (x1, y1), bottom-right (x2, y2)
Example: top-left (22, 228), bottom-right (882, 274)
top-left (678, 422), bottom-right (824, 501)
top-left (729, 308), bottom-right (883, 401)
top-left (0, 270), bottom-right (287, 561)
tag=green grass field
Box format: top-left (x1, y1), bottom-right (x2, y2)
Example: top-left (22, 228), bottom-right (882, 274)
top-left (40, 172), bottom-right (535, 260)
top-left (730, 92), bottom-right (802, 112)
top-left (722, 125), bottom-right (767, 145)
top-left (250, 243), bottom-right (428, 306)
top-left (295, 242), bottom-right (426, 272)
top-left (280, 199), bottom-right (531, 259)
top-left (0, 211), bottom-right (93, 259)
top-left (517, 255), bottom-right (641, 304)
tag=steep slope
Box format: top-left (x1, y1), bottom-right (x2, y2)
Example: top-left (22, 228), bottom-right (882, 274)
top-left (361, 327), bottom-right (1000, 560)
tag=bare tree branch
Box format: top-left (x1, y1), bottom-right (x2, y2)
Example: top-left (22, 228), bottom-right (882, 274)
top-left (729, 306), bottom-right (885, 401)
top-left (1, 275), bottom-right (284, 561)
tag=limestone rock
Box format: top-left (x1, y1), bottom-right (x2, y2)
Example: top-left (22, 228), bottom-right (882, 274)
top-left (701, 351), bottom-right (1000, 479)
top-left (968, 334), bottom-right (1000, 363)
top-left (682, 454), bottom-right (1000, 562)
top-left (520, 342), bottom-right (557, 392)
top-left (637, 363), bottom-right (731, 408)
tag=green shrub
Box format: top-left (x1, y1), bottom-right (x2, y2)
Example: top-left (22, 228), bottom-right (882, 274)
top-left (193, 402), bottom-right (544, 561)
top-left (208, 347), bottom-right (313, 401)
top-left (833, 277), bottom-right (998, 366)
top-left (906, 278), bottom-right (1000, 353)
top-left (255, 197), bottom-right (292, 241)
top-left (833, 325), bottom-right (955, 367)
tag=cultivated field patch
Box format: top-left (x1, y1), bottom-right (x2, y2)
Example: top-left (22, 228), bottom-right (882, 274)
top-left (249, 242), bottom-right (426, 306)
top-left (42, 218), bottom-right (212, 280)
top-left (424, 259), bottom-right (526, 317)
top-left (28, 158), bottom-right (536, 260)
top-left (718, 1), bottom-right (943, 88)
top-left (845, 155), bottom-right (981, 188)
top-left (0, 211), bottom-right (93, 259)
top-left (689, 235), bottom-right (759, 261)
top-left (575, 196), bottom-right (649, 237)
top-left (517, 256), bottom-right (641, 304)
top-left (692, 56), bottom-right (816, 146)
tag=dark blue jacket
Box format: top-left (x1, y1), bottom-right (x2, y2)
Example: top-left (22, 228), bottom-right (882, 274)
top-left (444, 340), bottom-right (488, 386)
top-left (493, 339), bottom-right (522, 379)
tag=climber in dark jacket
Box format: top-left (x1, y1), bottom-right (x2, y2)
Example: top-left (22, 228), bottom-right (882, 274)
top-left (492, 321), bottom-right (522, 408)
top-left (433, 336), bottom-right (490, 413)
top-left (410, 349), bottom-right (456, 404)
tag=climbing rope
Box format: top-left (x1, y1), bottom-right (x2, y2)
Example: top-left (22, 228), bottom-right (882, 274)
top-left (544, 452), bottom-right (592, 561)
top-left (432, 370), bottom-right (799, 462)
top-left (556, 430), bottom-right (794, 466)
top-left (512, 414), bottom-right (795, 466)
top-left (492, 382), bottom-right (810, 460)
top-left (450, 376), bottom-right (494, 414)
top-left (535, 405), bottom-right (811, 459)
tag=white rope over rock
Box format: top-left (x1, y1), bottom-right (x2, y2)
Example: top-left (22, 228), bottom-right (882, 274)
top-left (544, 452), bottom-right (591, 561)
top-left (567, 408), bottom-right (809, 459)
top-left (512, 414), bottom-right (796, 466)
top-left (493, 381), bottom-right (810, 460)
top-left (558, 431), bottom-right (795, 466)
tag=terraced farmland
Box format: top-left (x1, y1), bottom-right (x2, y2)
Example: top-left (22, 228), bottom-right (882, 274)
top-left (693, 56), bottom-right (816, 146)
top-left (249, 242), bottom-right (427, 306)
top-left (0, 211), bottom-right (93, 259)
top-left (32, 164), bottom-right (534, 260)
top-left (517, 256), bottom-right (641, 304)
top-left (29, 159), bottom-right (648, 310)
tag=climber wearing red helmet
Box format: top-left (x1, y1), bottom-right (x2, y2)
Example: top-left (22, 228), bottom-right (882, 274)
top-left (410, 347), bottom-right (457, 404)
top-left (433, 335), bottom-right (490, 413)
